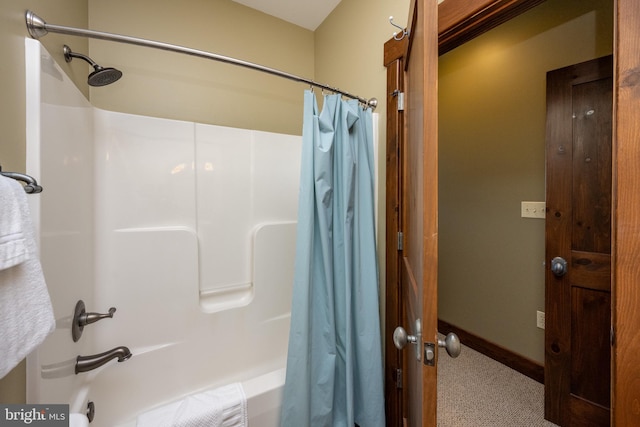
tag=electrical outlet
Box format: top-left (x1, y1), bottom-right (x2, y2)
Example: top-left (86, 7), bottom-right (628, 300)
top-left (521, 201), bottom-right (546, 219)
top-left (536, 311), bottom-right (545, 329)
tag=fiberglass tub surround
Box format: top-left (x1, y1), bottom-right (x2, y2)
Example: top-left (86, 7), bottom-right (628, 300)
top-left (26, 39), bottom-right (299, 426)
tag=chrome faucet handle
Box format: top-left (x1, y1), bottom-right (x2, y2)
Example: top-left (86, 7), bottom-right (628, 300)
top-left (80, 306), bottom-right (116, 326)
top-left (72, 300), bottom-right (117, 342)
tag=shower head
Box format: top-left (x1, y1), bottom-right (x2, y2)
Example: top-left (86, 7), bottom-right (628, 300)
top-left (63, 44), bottom-right (122, 87)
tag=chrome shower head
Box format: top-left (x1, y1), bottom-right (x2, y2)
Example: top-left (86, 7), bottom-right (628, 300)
top-left (87, 66), bottom-right (123, 87)
top-left (63, 44), bottom-right (122, 87)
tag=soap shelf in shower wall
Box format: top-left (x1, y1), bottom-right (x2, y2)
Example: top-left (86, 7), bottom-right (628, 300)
top-left (199, 282), bottom-right (254, 314)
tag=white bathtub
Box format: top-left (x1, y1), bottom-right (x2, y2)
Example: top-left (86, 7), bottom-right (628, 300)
top-left (243, 369), bottom-right (286, 425)
top-left (104, 368), bottom-right (285, 427)
top-left (25, 39), bottom-right (297, 427)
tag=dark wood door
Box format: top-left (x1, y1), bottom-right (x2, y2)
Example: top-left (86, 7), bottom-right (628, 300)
top-left (544, 55), bottom-right (613, 426)
top-left (397, 0), bottom-right (439, 425)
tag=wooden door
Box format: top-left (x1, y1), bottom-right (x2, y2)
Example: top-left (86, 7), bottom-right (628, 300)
top-left (396, 0), bottom-right (440, 425)
top-left (544, 56), bottom-right (613, 426)
top-left (614, 2), bottom-right (640, 425)
top-left (384, 1), bottom-right (640, 426)
top-left (386, 1), bottom-right (547, 425)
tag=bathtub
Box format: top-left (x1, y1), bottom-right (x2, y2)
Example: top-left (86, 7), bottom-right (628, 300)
top-left (25, 39), bottom-right (297, 427)
top-left (104, 368), bottom-right (285, 426)
top-left (243, 368), bottom-right (286, 426)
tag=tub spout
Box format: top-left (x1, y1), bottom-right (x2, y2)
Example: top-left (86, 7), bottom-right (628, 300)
top-left (75, 346), bottom-right (132, 374)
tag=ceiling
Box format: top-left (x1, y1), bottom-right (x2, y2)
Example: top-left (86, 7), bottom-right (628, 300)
top-left (231, 0), bottom-right (343, 31)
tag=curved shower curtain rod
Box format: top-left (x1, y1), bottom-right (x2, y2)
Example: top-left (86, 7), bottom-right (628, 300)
top-left (25, 11), bottom-right (378, 110)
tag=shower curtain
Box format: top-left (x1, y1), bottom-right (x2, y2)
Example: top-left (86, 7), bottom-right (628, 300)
top-left (281, 91), bottom-right (385, 427)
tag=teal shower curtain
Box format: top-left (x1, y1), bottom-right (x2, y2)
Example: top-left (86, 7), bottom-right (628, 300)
top-left (280, 90), bottom-right (385, 427)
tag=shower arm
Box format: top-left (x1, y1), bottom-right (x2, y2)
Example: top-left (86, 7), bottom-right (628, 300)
top-left (63, 45), bottom-right (99, 68)
top-left (25, 11), bottom-right (378, 110)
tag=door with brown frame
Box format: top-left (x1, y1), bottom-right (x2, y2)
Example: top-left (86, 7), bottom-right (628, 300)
top-left (384, 1), bottom-right (640, 426)
top-left (545, 55), bottom-right (613, 426)
top-left (384, 0), bottom-right (440, 425)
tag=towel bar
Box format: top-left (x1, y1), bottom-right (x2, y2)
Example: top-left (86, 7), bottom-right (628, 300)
top-left (0, 165), bottom-right (43, 193)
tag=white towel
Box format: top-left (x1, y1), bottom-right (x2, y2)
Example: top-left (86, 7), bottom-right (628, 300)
top-left (0, 176), bottom-right (55, 379)
top-left (68, 413), bottom-right (90, 427)
top-left (0, 176), bottom-right (28, 270)
top-left (137, 383), bottom-right (248, 427)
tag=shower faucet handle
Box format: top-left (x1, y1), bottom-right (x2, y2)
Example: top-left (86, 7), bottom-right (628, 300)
top-left (80, 306), bottom-right (116, 326)
top-left (72, 300), bottom-right (117, 342)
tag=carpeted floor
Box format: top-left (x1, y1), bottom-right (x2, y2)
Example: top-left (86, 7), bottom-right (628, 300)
top-left (437, 340), bottom-right (559, 426)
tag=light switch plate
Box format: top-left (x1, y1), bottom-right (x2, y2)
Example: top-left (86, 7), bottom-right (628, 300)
top-left (521, 201), bottom-right (545, 219)
top-left (537, 311), bottom-right (545, 329)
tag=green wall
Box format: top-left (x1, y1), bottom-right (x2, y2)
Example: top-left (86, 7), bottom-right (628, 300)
top-left (438, 0), bottom-right (613, 363)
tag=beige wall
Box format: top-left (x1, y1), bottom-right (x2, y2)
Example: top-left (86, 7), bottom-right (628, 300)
top-left (87, 0), bottom-right (314, 136)
top-left (0, 0), bottom-right (88, 404)
top-left (315, 0), bottom-right (412, 322)
top-left (0, 2), bottom-right (88, 172)
top-left (438, 0), bottom-right (613, 363)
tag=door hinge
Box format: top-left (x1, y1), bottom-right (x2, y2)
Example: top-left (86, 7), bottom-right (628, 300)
top-left (395, 368), bottom-right (403, 389)
top-left (397, 231), bottom-right (404, 251)
top-left (611, 326), bottom-right (615, 347)
top-left (391, 90), bottom-right (405, 111)
top-left (397, 92), bottom-right (405, 111)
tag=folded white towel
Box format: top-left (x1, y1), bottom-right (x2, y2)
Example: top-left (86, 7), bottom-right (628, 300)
top-left (68, 413), bottom-right (90, 427)
top-left (0, 176), bottom-right (55, 379)
top-left (137, 383), bottom-right (248, 427)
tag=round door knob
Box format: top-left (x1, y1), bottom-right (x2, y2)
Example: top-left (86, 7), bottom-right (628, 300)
top-left (551, 256), bottom-right (568, 277)
top-left (438, 332), bottom-right (461, 358)
top-left (393, 326), bottom-right (417, 350)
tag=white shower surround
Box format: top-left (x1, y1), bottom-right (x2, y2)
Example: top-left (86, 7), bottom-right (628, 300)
top-left (24, 38), bottom-right (303, 426)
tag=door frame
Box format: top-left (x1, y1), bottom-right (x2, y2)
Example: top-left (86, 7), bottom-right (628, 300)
top-left (611, 2), bottom-right (640, 425)
top-left (383, 33), bottom-right (407, 427)
top-left (383, 0), bottom-right (640, 425)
